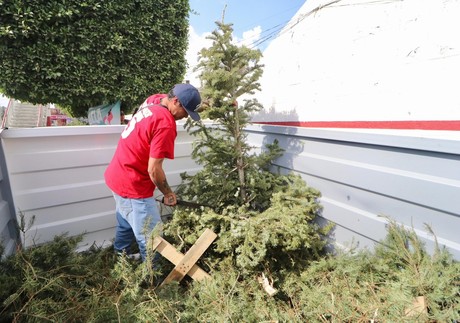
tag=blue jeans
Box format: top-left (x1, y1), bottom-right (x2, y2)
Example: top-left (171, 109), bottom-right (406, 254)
top-left (112, 192), bottom-right (161, 261)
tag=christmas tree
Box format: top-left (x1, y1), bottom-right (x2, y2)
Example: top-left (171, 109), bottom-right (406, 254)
top-left (164, 20), bottom-right (332, 278)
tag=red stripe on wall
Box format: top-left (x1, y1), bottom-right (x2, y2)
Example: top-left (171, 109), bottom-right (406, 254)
top-left (253, 120), bottom-right (460, 131)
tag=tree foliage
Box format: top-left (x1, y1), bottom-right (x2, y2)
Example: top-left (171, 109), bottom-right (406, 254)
top-left (165, 175), bottom-right (330, 277)
top-left (162, 20), bottom-right (332, 278)
top-left (0, 0), bottom-right (190, 116)
top-left (1, 220), bottom-right (458, 322)
top-left (282, 219), bottom-right (460, 321)
top-left (180, 21), bottom-right (278, 211)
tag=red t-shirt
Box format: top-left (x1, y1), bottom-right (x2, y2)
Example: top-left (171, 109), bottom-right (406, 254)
top-left (104, 97), bottom-right (176, 198)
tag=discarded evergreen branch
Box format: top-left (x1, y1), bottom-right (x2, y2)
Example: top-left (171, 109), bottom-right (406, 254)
top-left (1, 220), bottom-right (458, 322)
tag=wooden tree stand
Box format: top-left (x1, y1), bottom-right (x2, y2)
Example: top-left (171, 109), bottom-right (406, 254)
top-left (151, 228), bottom-right (217, 286)
top-left (404, 296), bottom-right (428, 317)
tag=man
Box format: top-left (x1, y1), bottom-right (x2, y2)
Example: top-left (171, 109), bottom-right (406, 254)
top-left (104, 83), bottom-right (201, 261)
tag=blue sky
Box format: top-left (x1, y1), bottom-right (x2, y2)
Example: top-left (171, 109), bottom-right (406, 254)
top-left (189, 0), bottom-right (306, 50)
top-left (185, 0), bottom-right (306, 85)
top-left (190, 0), bottom-right (305, 48)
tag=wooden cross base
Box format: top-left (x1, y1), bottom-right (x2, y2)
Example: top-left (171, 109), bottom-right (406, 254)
top-left (404, 296), bottom-right (428, 317)
top-left (151, 228), bottom-right (217, 286)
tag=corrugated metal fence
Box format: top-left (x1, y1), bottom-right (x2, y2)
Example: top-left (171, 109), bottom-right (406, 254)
top-left (0, 125), bottom-right (459, 259)
top-left (246, 125), bottom-right (460, 259)
top-left (0, 125), bottom-right (199, 253)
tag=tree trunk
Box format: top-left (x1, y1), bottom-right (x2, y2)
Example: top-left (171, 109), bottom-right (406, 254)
top-left (234, 106), bottom-right (246, 202)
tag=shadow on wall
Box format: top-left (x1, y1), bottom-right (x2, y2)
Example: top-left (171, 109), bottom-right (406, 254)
top-left (253, 106), bottom-right (337, 252)
top-left (0, 137), bottom-right (19, 257)
top-left (253, 106), bottom-right (303, 173)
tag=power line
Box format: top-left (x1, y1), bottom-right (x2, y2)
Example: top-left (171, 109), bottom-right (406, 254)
top-left (187, 2), bottom-right (313, 71)
top-left (233, 3), bottom-right (307, 49)
top-left (246, 0), bottom-right (342, 49)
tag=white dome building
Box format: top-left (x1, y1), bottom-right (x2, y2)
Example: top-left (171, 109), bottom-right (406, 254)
top-left (253, 0), bottom-right (460, 131)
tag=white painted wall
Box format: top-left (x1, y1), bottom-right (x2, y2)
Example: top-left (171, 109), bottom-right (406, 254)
top-left (253, 0), bottom-right (460, 123)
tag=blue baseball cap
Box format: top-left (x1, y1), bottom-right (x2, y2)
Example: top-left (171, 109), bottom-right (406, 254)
top-left (173, 84), bottom-right (201, 121)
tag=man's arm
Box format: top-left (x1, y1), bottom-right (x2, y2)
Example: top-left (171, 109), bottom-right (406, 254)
top-left (148, 157), bottom-right (177, 206)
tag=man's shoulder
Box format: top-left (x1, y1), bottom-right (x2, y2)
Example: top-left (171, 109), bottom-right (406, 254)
top-left (145, 93), bottom-right (167, 105)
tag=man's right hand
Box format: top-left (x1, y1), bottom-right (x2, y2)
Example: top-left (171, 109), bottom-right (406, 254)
top-left (163, 192), bottom-right (177, 206)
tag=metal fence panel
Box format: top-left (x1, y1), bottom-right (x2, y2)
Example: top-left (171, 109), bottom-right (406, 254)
top-left (0, 125), bottom-right (198, 251)
top-left (246, 125), bottom-right (460, 259)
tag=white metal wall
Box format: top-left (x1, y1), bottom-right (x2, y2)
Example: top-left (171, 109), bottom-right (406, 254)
top-left (0, 125), bottom-right (199, 251)
top-left (246, 125), bottom-right (460, 259)
top-left (1, 125), bottom-right (459, 260)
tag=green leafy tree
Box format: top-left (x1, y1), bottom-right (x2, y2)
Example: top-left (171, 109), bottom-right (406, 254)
top-left (0, 0), bottom-right (190, 116)
top-left (164, 21), bottom-right (332, 277)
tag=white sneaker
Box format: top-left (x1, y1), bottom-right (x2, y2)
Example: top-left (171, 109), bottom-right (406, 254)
top-left (128, 253), bottom-right (141, 261)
